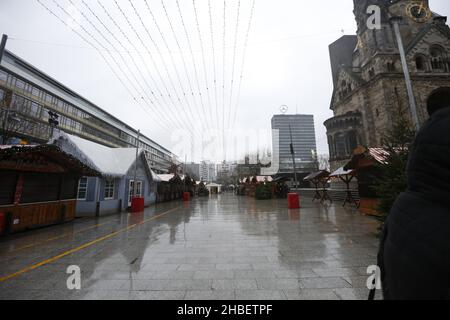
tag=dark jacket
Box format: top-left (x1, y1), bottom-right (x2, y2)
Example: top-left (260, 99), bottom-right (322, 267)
top-left (379, 107), bottom-right (450, 300)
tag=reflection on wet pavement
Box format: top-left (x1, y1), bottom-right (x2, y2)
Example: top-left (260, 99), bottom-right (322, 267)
top-left (0, 194), bottom-right (381, 300)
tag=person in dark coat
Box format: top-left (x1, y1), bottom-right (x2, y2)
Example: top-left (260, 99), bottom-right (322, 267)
top-left (378, 88), bottom-right (450, 300)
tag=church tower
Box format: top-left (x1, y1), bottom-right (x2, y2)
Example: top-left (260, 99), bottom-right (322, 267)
top-left (325, 0), bottom-right (450, 171)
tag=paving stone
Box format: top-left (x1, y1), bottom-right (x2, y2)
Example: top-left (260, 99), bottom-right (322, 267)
top-left (185, 290), bottom-right (235, 300)
top-left (300, 277), bottom-right (352, 289)
top-left (0, 195), bottom-right (379, 300)
top-left (284, 289), bottom-right (341, 300)
top-left (235, 290), bottom-right (286, 300)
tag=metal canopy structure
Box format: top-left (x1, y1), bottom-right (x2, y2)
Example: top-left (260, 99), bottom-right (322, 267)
top-left (304, 170), bottom-right (331, 204)
top-left (330, 166), bottom-right (359, 208)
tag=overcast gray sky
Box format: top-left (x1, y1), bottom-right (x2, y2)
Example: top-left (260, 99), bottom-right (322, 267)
top-left (1, 0), bottom-right (449, 162)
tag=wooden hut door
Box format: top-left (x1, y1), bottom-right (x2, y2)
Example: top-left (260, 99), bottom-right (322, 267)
top-left (128, 180), bottom-right (143, 207)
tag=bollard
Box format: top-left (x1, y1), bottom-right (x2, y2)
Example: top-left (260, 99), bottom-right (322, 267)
top-left (131, 197), bottom-right (145, 213)
top-left (288, 193), bottom-right (300, 209)
top-left (0, 212), bottom-right (6, 236)
top-left (183, 192), bottom-right (191, 202)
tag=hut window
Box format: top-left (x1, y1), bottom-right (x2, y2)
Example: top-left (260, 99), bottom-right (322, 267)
top-left (104, 179), bottom-right (115, 200)
top-left (77, 177), bottom-right (88, 200)
top-left (22, 173), bottom-right (60, 204)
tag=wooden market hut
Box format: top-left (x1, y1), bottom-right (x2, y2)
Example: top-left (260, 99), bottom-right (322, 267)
top-left (0, 145), bottom-right (99, 235)
top-left (156, 174), bottom-right (185, 202)
top-left (344, 147), bottom-right (387, 216)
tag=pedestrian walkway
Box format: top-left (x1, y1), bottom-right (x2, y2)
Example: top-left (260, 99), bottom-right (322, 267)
top-left (0, 194), bottom-right (381, 300)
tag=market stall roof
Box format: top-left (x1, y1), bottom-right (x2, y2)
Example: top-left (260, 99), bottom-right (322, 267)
top-left (157, 174), bottom-right (185, 182)
top-left (255, 176), bottom-right (273, 182)
top-left (50, 132), bottom-right (159, 179)
top-left (303, 170), bottom-right (330, 181)
top-left (345, 147), bottom-right (389, 170)
top-left (0, 144), bottom-right (100, 176)
top-left (330, 166), bottom-right (355, 177)
top-left (273, 176), bottom-right (290, 183)
top-left (206, 183), bottom-right (222, 188)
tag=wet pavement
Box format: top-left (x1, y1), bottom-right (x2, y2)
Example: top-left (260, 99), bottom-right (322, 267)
top-left (0, 194), bottom-right (381, 300)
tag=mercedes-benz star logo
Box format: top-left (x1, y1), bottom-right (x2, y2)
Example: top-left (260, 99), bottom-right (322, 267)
top-left (280, 105), bottom-right (288, 114)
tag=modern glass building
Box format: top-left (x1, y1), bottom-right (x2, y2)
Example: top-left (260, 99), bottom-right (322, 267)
top-left (0, 50), bottom-right (177, 173)
top-left (271, 114), bottom-right (317, 174)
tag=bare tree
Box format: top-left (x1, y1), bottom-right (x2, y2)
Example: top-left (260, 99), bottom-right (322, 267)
top-left (0, 90), bottom-right (20, 144)
top-left (1, 90), bottom-right (51, 144)
top-left (318, 154), bottom-right (331, 172)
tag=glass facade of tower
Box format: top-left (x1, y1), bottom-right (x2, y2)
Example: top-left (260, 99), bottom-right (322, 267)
top-left (0, 50), bottom-right (176, 173)
top-left (271, 114), bottom-right (317, 173)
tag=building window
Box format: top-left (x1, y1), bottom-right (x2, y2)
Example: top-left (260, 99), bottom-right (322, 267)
top-left (15, 79), bottom-right (26, 91)
top-left (387, 62), bottom-right (396, 72)
top-left (430, 45), bottom-right (446, 71)
top-left (327, 135), bottom-right (335, 159)
top-left (335, 133), bottom-right (347, 158)
top-left (0, 69), bottom-right (7, 82)
top-left (415, 56), bottom-right (427, 71)
top-left (347, 131), bottom-right (358, 152)
top-left (77, 177), bottom-right (88, 200)
top-left (104, 179), bottom-right (115, 200)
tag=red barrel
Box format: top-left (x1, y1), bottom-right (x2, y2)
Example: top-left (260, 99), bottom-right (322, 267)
top-left (288, 193), bottom-right (300, 209)
top-left (0, 212), bottom-right (6, 236)
top-left (131, 197), bottom-right (145, 213)
top-left (183, 192), bottom-right (191, 202)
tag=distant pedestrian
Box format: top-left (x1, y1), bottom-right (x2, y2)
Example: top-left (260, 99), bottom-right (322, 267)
top-left (378, 87), bottom-right (450, 300)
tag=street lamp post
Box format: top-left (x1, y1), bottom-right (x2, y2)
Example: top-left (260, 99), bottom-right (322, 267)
top-left (47, 111), bottom-right (60, 139)
top-left (390, 16), bottom-right (420, 131)
top-left (0, 34), bottom-right (7, 64)
top-left (289, 124), bottom-right (298, 189)
top-left (133, 130), bottom-right (141, 198)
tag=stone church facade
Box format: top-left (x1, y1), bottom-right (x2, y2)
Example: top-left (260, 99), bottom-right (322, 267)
top-left (325, 0), bottom-right (450, 171)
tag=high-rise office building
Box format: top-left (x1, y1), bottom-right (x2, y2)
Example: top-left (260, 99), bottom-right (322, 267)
top-left (271, 114), bottom-right (317, 174)
top-left (200, 161), bottom-right (216, 183)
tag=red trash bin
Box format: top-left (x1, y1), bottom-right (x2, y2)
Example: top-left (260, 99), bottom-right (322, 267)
top-left (288, 193), bottom-right (300, 209)
top-left (0, 212), bottom-right (6, 236)
top-left (183, 192), bottom-right (191, 202)
top-left (131, 197), bottom-right (145, 213)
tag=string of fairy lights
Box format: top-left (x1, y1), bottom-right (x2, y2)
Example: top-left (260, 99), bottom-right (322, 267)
top-left (33, 0), bottom-right (256, 151)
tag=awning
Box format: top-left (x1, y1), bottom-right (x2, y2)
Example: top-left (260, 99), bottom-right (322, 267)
top-left (273, 176), bottom-right (290, 183)
top-left (157, 174), bottom-right (174, 182)
top-left (303, 170), bottom-right (330, 181)
top-left (0, 145), bottom-right (100, 176)
top-left (329, 166), bottom-right (355, 177)
top-left (150, 169), bottom-right (162, 183)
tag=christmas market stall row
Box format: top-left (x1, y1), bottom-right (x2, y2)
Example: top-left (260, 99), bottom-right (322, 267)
top-left (0, 145), bottom-right (99, 235)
